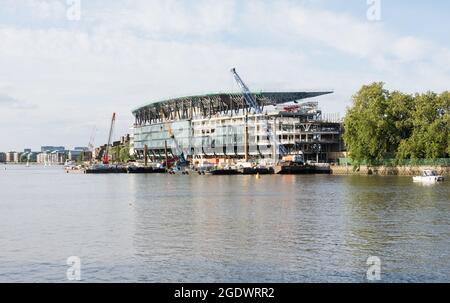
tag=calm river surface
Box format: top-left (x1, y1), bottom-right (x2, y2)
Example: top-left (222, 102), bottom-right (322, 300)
top-left (0, 165), bottom-right (449, 282)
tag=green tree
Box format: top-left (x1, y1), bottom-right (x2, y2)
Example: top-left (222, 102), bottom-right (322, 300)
top-left (343, 83), bottom-right (395, 164)
top-left (76, 152), bottom-right (85, 164)
top-left (344, 84), bottom-right (449, 164)
top-left (386, 91), bottom-right (414, 147)
top-left (397, 91), bottom-right (449, 160)
top-left (439, 92), bottom-right (450, 156)
top-left (113, 146), bottom-right (120, 163)
top-left (119, 144), bottom-right (131, 163)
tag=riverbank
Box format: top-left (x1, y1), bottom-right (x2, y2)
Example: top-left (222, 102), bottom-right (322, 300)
top-left (331, 165), bottom-right (450, 176)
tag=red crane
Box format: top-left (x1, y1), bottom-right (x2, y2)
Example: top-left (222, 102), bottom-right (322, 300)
top-left (103, 112), bottom-right (116, 165)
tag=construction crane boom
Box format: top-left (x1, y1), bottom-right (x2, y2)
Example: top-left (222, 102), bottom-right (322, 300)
top-left (230, 68), bottom-right (287, 157)
top-left (231, 68), bottom-right (261, 113)
top-left (87, 126), bottom-right (97, 164)
top-left (162, 111), bottom-right (186, 164)
top-left (103, 112), bottom-right (116, 165)
top-left (87, 126), bottom-right (97, 152)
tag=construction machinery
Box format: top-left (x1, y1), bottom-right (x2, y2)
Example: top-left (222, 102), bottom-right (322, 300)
top-left (86, 126), bottom-right (97, 164)
top-left (230, 68), bottom-right (261, 114)
top-left (230, 68), bottom-right (288, 158)
top-left (87, 126), bottom-right (97, 153)
top-left (103, 112), bottom-right (116, 165)
top-left (161, 110), bottom-right (187, 166)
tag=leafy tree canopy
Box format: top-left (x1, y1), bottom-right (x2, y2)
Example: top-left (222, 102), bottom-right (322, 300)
top-left (344, 83), bottom-right (449, 164)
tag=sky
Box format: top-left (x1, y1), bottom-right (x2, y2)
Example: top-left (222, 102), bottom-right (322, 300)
top-left (0, 0), bottom-right (449, 152)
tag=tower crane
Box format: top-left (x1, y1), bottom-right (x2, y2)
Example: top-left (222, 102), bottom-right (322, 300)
top-left (230, 68), bottom-right (288, 157)
top-left (103, 112), bottom-right (116, 165)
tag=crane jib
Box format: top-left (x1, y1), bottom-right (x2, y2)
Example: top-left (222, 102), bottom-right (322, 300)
top-left (103, 112), bottom-right (116, 164)
top-left (161, 111), bottom-right (187, 164)
top-left (230, 68), bottom-right (287, 156)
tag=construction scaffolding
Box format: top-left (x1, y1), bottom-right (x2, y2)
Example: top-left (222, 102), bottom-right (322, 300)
top-left (132, 91), bottom-right (344, 163)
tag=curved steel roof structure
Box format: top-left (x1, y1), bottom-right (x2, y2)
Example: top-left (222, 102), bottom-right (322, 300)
top-left (132, 91), bottom-right (333, 125)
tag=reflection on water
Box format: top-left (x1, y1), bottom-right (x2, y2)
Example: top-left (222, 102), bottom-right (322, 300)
top-left (0, 165), bottom-right (449, 282)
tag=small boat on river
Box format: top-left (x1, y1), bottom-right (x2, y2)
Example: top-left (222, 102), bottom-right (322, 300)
top-left (413, 170), bottom-right (444, 183)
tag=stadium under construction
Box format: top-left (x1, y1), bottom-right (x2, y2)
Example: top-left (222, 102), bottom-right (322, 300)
top-left (132, 88), bottom-right (344, 168)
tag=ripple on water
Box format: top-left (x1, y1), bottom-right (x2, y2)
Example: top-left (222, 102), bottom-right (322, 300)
top-left (0, 168), bottom-right (449, 282)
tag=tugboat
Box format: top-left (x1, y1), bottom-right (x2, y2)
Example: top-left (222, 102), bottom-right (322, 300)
top-left (413, 170), bottom-right (444, 183)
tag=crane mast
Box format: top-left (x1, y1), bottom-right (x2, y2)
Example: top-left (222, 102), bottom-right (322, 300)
top-left (230, 68), bottom-right (287, 157)
top-left (103, 112), bottom-right (116, 165)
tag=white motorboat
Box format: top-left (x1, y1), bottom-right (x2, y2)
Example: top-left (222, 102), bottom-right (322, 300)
top-left (413, 170), bottom-right (444, 183)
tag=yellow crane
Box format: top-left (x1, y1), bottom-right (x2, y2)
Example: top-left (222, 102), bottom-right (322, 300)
top-left (161, 110), bottom-right (186, 164)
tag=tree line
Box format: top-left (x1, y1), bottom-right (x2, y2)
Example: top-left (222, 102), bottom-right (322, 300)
top-left (343, 83), bottom-right (450, 164)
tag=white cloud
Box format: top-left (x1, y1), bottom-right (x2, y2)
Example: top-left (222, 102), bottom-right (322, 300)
top-left (0, 24), bottom-right (311, 150)
top-left (27, 0), bottom-right (66, 19)
top-left (391, 36), bottom-right (433, 63)
top-left (91, 0), bottom-right (236, 37)
top-left (0, 93), bottom-right (20, 106)
top-left (0, 93), bottom-right (37, 109)
top-left (1, 0), bottom-right (66, 20)
top-left (0, 0), bottom-right (448, 151)
top-left (286, 5), bottom-right (390, 58)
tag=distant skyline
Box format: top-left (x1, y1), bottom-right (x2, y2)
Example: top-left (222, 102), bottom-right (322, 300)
top-left (1, 0), bottom-right (449, 151)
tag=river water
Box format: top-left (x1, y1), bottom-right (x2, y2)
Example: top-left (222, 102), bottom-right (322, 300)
top-left (0, 165), bottom-right (449, 282)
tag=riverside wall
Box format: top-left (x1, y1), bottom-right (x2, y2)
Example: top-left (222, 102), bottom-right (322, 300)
top-left (331, 165), bottom-right (450, 176)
